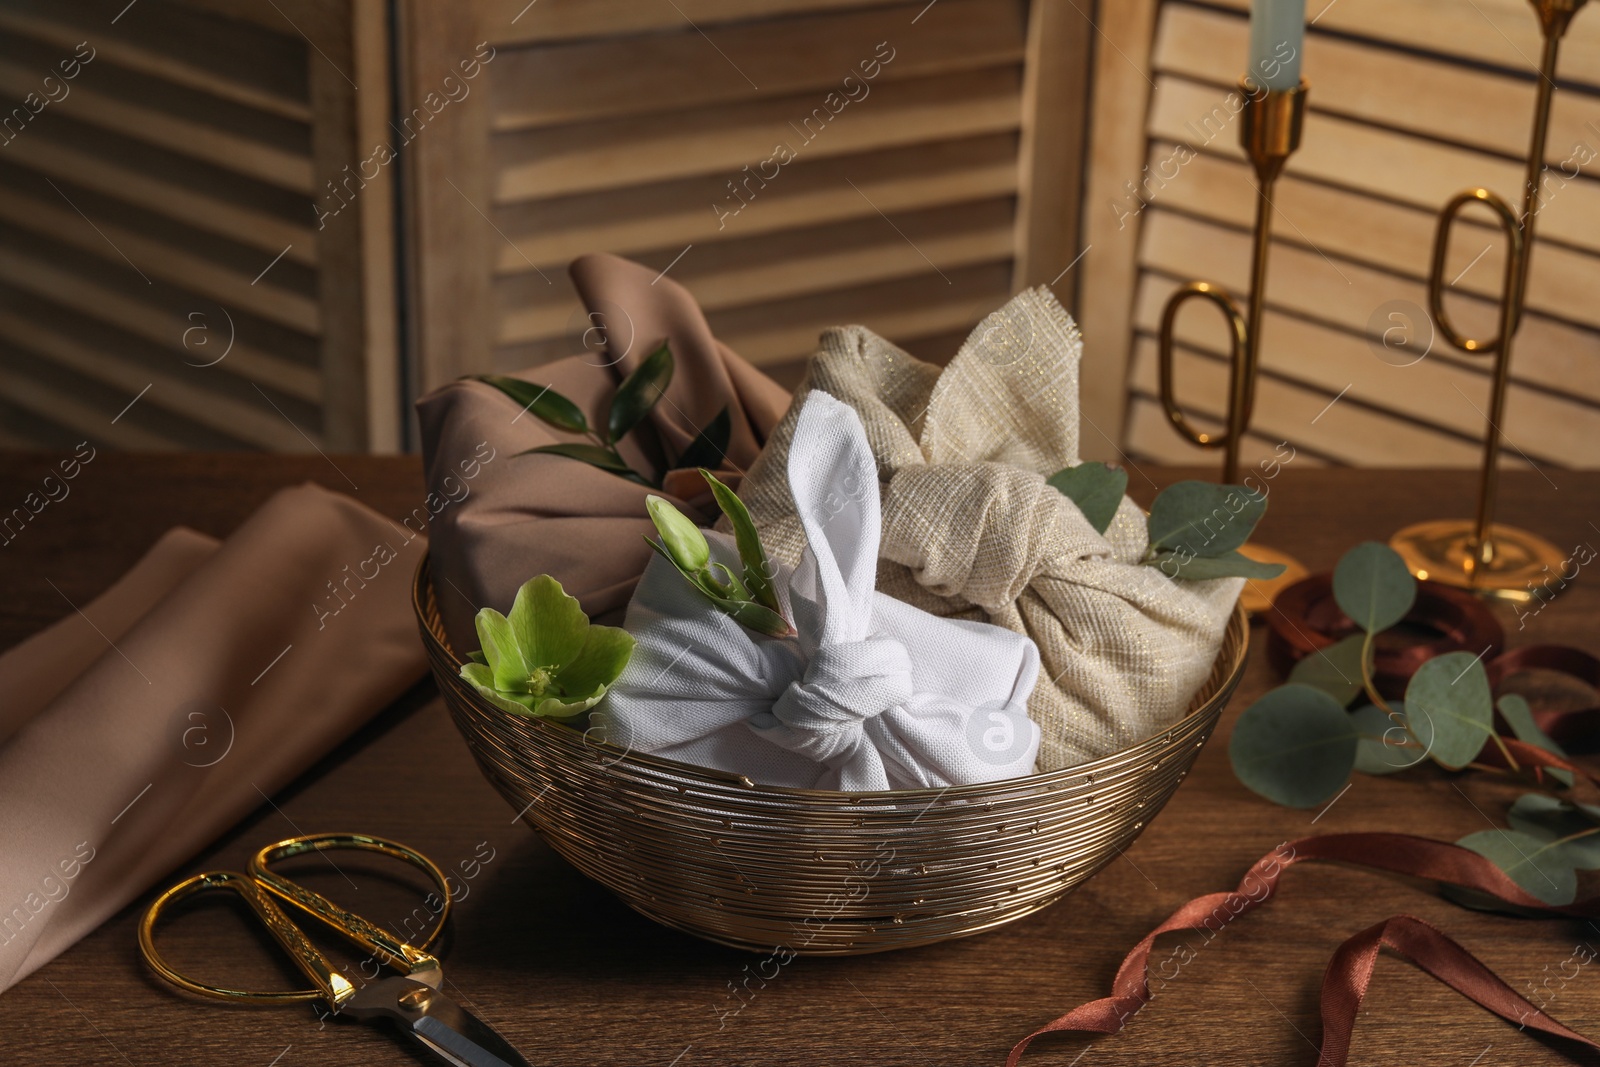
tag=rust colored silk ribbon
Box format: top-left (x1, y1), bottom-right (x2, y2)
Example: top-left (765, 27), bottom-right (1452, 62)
top-left (1008, 833), bottom-right (1600, 1066)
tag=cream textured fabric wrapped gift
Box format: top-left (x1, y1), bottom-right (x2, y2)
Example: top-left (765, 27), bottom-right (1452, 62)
top-left (602, 391), bottom-right (1041, 791)
top-left (735, 288), bottom-right (1242, 771)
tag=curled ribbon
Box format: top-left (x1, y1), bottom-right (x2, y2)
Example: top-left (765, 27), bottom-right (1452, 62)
top-left (1008, 833), bottom-right (1600, 1067)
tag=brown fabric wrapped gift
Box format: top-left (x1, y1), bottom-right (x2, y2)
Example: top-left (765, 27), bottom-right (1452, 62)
top-left (416, 253), bottom-right (790, 648)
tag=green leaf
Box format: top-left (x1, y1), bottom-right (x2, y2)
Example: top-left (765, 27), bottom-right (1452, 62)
top-left (719, 598), bottom-right (795, 638)
top-left (1403, 651), bottom-right (1494, 770)
top-left (703, 469), bottom-right (781, 615)
top-left (1145, 548), bottom-right (1287, 581)
top-left (473, 607), bottom-right (528, 693)
top-left (1289, 634), bottom-right (1372, 707)
top-left (1456, 829), bottom-right (1577, 905)
top-left (1146, 481), bottom-right (1268, 557)
top-left (460, 661), bottom-right (538, 715)
top-left (1047, 462), bottom-right (1128, 535)
top-left (472, 375), bottom-right (588, 434)
top-left (1228, 684), bottom-right (1360, 808)
top-left (558, 625), bottom-right (636, 700)
top-left (646, 495), bottom-right (711, 572)
top-left (1351, 702), bottom-right (1423, 775)
top-left (1498, 694), bottom-right (1572, 785)
top-left (1332, 541), bottom-right (1416, 634)
top-left (507, 575), bottom-right (589, 673)
top-left (675, 405), bottom-right (732, 472)
top-left (1506, 794), bottom-right (1600, 870)
top-left (606, 340), bottom-right (674, 445)
top-left (518, 443), bottom-right (649, 485)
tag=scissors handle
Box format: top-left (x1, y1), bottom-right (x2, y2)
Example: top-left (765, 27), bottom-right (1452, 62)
top-left (140, 833), bottom-right (453, 1007)
top-left (250, 834), bottom-right (447, 978)
top-left (139, 871), bottom-right (356, 1007)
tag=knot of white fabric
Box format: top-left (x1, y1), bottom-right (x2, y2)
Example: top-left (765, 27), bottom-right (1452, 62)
top-left (752, 633), bottom-right (912, 768)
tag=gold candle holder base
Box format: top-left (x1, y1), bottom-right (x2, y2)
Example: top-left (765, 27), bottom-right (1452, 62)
top-left (1389, 519), bottom-right (1567, 603)
top-left (1238, 542), bottom-right (1309, 616)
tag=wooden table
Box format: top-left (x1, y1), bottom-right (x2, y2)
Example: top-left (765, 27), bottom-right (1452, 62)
top-left (2, 455), bottom-right (1597, 1067)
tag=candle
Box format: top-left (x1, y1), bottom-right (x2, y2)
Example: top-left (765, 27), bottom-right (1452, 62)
top-left (1248, 0), bottom-right (1307, 92)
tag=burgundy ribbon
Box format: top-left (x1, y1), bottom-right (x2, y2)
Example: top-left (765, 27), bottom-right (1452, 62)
top-left (1007, 833), bottom-right (1600, 1066)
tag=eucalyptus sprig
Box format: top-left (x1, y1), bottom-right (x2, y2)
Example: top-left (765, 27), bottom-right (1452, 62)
top-left (645, 470), bottom-right (794, 638)
top-left (471, 340), bottom-right (731, 488)
top-left (1228, 540), bottom-right (1596, 904)
top-left (1046, 462), bottom-right (1285, 582)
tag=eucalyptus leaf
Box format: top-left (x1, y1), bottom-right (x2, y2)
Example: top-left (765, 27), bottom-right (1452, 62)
top-left (1047, 462), bottom-right (1128, 535)
top-left (1331, 541), bottom-right (1416, 634)
top-left (1506, 794), bottom-right (1600, 870)
top-left (1145, 548), bottom-right (1286, 581)
top-left (1146, 481), bottom-right (1267, 557)
top-left (675, 405), bottom-right (732, 472)
top-left (1456, 829), bottom-right (1577, 905)
top-left (472, 375), bottom-right (588, 434)
top-left (703, 470), bottom-right (781, 615)
top-left (1404, 651), bottom-right (1494, 770)
top-left (1498, 694), bottom-right (1573, 786)
top-left (1289, 634), bottom-right (1371, 707)
top-left (1351, 702), bottom-right (1424, 775)
top-left (1228, 684), bottom-right (1360, 808)
top-left (606, 340), bottom-right (674, 445)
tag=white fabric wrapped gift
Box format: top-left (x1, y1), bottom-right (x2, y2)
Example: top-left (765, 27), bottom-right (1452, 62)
top-left (600, 391), bottom-right (1041, 791)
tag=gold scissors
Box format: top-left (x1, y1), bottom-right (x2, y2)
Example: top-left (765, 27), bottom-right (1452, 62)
top-left (140, 832), bottom-right (532, 1067)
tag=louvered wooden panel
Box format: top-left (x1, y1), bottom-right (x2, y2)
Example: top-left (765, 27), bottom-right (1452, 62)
top-left (0, 0), bottom-right (397, 451)
top-left (405, 0), bottom-right (1092, 393)
top-left (1106, 0), bottom-right (1600, 469)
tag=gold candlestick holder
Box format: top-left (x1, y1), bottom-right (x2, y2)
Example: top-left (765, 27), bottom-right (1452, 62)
top-left (1387, 0), bottom-right (1585, 602)
top-left (1158, 78), bottom-right (1310, 614)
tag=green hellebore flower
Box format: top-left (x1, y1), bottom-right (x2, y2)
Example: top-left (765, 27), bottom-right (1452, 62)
top-left (459, 574), bottom-right (635, 719)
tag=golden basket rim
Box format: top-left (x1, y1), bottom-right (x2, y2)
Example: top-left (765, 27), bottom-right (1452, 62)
top-left (412, 552), bottom-right (1249, 801)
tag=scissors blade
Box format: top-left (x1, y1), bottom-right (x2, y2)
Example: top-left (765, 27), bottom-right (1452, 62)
top-left (346, 976), bottom-right (534, 1067)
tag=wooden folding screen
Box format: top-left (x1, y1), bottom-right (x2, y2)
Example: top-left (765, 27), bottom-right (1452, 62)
top-left (0, 0), bottom-right (398, 451)
top-left (402, 0), bottom-right (1091, 393)
top-left (1084, 0), bottom-right (1600, 469)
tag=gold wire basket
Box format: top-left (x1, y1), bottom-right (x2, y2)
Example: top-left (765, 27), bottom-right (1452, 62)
top-left (415, 554), bottom-right (1249, 955)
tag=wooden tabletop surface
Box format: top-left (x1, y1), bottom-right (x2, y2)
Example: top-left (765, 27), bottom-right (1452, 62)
top-left (2, 454), bottom-right (1598, 1067)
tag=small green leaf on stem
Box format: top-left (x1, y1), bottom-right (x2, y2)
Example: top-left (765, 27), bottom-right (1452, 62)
top-left (1506, 794), bottom-right (1600, 869)
top-left (676, 406), bottom-right (732, 472)
top-left (518, 443), bottom-right (650, 485)
top-left (1332, 541), bottom-right (1416, 634)
top-left (472, 375), bottom-right (589, 434)
top-left (1497, 694), bottom-right (1572, 785)
top-left (1229, 684), bottom-right (1360, 808)
top-left (1456, 828), bottom-right (1577, 905)
top-left (702, 469), bottom-right (781, 615)
top-left (1351, 702), bottom-right (1422, 775)
top-left (607, 340), bottom-right (674, 445)
top-left (1146, 481), bottom-right (1267, 557)
top-left (1145, 548), bottom-right (1286, 581)
top-left (1403, 650), bottom-right (1494, 770)
top-left (1290, 634), bottom-right (1372, 707)
top-left (1046, 462), bottom-right (1128, 535)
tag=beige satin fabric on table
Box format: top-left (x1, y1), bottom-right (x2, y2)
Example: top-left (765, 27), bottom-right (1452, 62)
top-left (416, 252), bottom-right (790, 651)
top-left (0, 483), bottom-right (427, 992)
top-left (736, 288), bottom-right (1242, 772)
